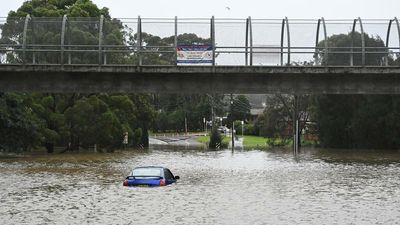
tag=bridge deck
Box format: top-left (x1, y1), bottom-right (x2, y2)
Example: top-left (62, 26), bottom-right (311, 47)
top-left (1, 65), bottom-right (400, 94)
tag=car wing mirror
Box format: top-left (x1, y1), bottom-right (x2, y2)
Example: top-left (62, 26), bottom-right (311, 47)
top-left (174, 176), bottom-right (180, 180)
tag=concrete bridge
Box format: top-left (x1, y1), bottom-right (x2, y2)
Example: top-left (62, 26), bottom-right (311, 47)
top-left (1, 16), bottom-right (400, 94)
top-left (1, 64), bottom-right (400, 94)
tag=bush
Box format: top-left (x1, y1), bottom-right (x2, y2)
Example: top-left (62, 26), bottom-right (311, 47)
top-left (209, 127), bottom-right (222, 148)
top-left (244, 124), bottom-right (256, 135)
top-left (234, 121), bottom-right (257, 136)
top-left (266, 138), bottom-right (291, 147)
top-left (133, 128), bottom-right (143, 146)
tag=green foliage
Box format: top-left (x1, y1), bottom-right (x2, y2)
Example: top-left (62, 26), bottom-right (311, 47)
top-left (0, 1), bottom-right (156, 152)
top-left (255, 95), bottom-right (310, 138)
top-left (256, 109), bottom-right (287, 138)
top-left (1, 0), bottom-right (123, 65)
top-left (243, 135), bottom-right (267, 148)
top-left (7, 0), bottom-right (110, 18)
top-left (197, 135), bottom-right (209, 144)
top-left (234, 122), bottom-right (256, 136)
top-left (234, 121), bottom-right (242, 135)
top-left (228, 95), bottom-right (251, 123)
top-left (0, 93), bottom-right (43, 151)
top-left (314, 32), bottom-right (400, 149)
top-left (65, 96), bottom-right (121, 148)
top-left (242, 135), bottom-right (291, 148)
top-left (197, 135), bottom-right (229, 148)
top-left (316, 32), bottom-right (387, 66)
top-left (233, 120), bottom-right (250, 136)
top-left (153, 94), bottom-right (225, 133)
top-left (314, 95), bottom-right (400, 149)
top-left (133, 128), bottom-right (143, 146)
top-left (265, 138), bottom-right (291, 147)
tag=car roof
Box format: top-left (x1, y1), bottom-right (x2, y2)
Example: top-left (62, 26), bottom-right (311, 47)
top-left (133, 166), bottom-right (166, 170)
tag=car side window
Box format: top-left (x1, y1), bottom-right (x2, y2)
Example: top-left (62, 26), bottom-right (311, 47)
top-left (164, 169), bottom-right (174, 180)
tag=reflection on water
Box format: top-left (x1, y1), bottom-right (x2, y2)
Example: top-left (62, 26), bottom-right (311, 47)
top-left (1, 147), bottom-right (400, 224)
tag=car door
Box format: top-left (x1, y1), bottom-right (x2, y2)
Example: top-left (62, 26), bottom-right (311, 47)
top-left (163, 169), bottom-right (175, 185)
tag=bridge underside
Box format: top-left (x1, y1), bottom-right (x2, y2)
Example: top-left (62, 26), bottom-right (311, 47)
top-left (1, 65), bottom-right (400, 94)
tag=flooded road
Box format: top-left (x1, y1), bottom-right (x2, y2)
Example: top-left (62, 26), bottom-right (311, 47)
top-left (1, 147), bottom-right (400, 224)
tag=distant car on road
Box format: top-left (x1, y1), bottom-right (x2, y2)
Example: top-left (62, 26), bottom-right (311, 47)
top-left (218, 126), bottom-right (230, 134)
top-left (123, 166), bottom-right (180, 187)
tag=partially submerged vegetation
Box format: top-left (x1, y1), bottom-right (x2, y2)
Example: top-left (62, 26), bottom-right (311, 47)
top-left (197, 135), bottom-right (230, 149)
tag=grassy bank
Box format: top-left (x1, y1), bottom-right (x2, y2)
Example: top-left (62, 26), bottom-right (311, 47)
top-left (198, 135), bottom-right (317, 149)
top-left (243, 135), bottom-right (291, 148)
top-left (244, 135), bottom-right (319, 148)
top-left (197, 135), bottom-right (230, 147)
top-left (243, 136), bottom-right (293, 148)
top-left (243, 135), bottom-right (268, 148)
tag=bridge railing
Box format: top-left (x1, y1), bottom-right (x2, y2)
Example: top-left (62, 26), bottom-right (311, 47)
top-left (0, 16), bottom-right (399, 67)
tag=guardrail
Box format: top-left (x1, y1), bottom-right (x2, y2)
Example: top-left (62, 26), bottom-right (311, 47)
top-left (0, 16), bottom-right (399, 67)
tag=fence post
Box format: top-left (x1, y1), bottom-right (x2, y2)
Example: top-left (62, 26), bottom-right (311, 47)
top-left (248, 17), bottom-right (253, 66)
top-left (315, 18), bottom-right (329, 66)
top-left (245, 17), bottom-right (249, 66)
top-left (286, 17), bottom-right (291, 66)
top-left (174, 16), bottom-right (178, 66)
top-left (137, 16), bottom-right (142, 67)
top-left (351, 18), bottom-right (365, 66)
top-left (98, 15), bottom-right (104, 66)
top-left (61, 15), bottom-right (67, 67)
top-left (22, 15), bottom-right (31, 65)
top-left (385, 19), bottom-right (393, 66)
top-left (211, 16), bottom-right (216, 67)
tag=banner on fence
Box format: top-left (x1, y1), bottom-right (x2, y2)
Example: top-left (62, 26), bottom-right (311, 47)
top-left (176, 45), bottom-right (213, 65)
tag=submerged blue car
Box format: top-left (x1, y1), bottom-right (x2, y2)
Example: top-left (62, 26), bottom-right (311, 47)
top-left (123, 166), bottom-right (180, 187)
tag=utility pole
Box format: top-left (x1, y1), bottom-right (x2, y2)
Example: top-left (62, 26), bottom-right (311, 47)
top-left (293, 95), bottom-right (299, 154)
top-left (185, 117), bottom-right (188, 135)
top-left (211, 104), bottom-right (214, 129)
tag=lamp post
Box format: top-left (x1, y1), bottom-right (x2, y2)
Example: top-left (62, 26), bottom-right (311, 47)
top-left (241, 120), bottom-right (244, 138)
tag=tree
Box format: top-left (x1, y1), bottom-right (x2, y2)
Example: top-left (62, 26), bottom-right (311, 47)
top-left (0, 93), bottom-right (43, 151)
top-left (65, 96), bottom-right (123, 150)
top-left (315, 32), bottom-right (387, 66)
top-left (0, 0), bottom-right (155, 152)
top-left (153, 94), bottom-right (225, 133)
top-left (313, 32), bottom-right (400, 149)
top-left (229, 95), bottom-right (251, 123)
top-left (255, 95), bottom-right (310, 139)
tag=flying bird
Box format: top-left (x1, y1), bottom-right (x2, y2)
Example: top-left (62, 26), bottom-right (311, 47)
top-left (226, 6), bottom-right (231, 10)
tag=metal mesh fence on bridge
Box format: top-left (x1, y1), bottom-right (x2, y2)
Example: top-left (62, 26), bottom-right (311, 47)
top-left (0, 16), bottom-right (399, 66)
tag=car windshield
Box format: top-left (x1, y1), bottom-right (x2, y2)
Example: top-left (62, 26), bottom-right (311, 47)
top-left (131, 168), bottom-right (162, 178)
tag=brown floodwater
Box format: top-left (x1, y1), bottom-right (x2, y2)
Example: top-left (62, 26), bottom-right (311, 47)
top-left (1, 147), bottom-right (400, 224)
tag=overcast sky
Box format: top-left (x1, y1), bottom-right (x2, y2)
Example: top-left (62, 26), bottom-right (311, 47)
top-left (0, 0), bottom-right (399, 19)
